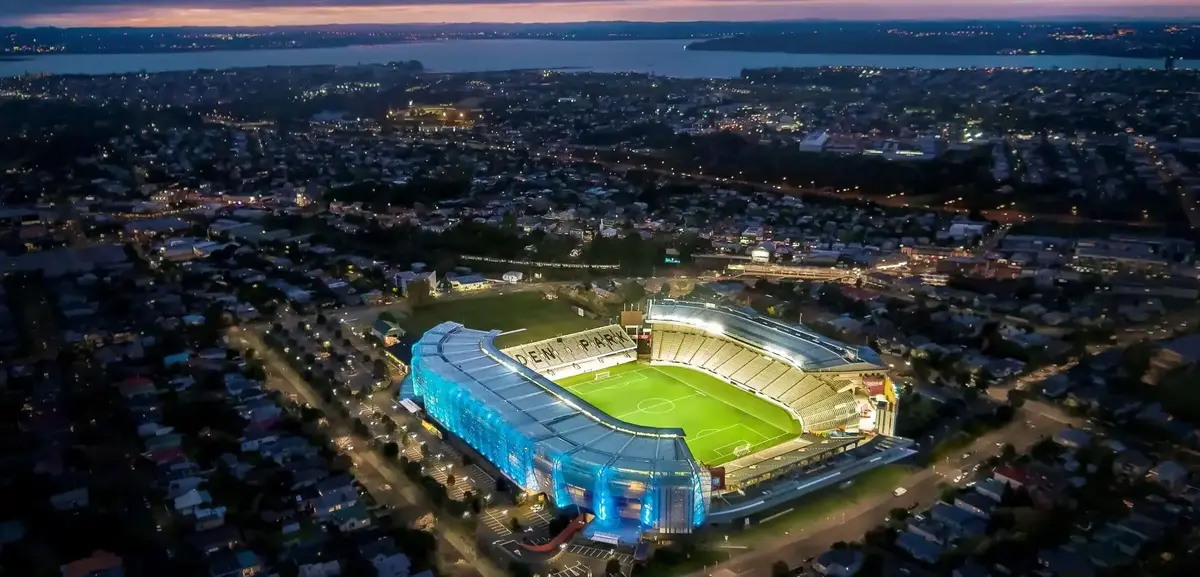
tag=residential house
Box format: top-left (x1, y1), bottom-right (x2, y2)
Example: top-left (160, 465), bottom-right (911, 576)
top-left (974, 478), bottom-right (1008, 503)
top-left (329, 503), bottom-right (371, 532)
top-left (896, 531), bottom-right (943, 564)
top-left (208, 549), bottom-right (262, 577)
top-left (907, 518), bottom-right (952, 545)
top-left (955, 493), bottom-right (995, 519)
top-left (1112, 449), bottom-right (1153, 479)
top-left (292, 544), bottom-right (341, 577)
top-left (50, 487), bottom-right (89, 511)
top-left (174, 488), bottom-right (212, 515)
top-left (189, 525), bottom-right (243, 555)
top-left (0, 520), bottom-right (26, 550)
top-left (1149, 461), bottom-right (1189, 492)
top-left (60, 550), bottom-right (124, 577)
top-left (952, 563), bottom-right (992, 577)
top-left (360, 536), bottom-right (415, 577)
top-left (194, 506), bottom-right (228, 531)
top-left (811, 548), bottom-right (863, 576)
top-left (240, 430), bottom-right (280, 452)
top-left (930, 502), bottom-right (987, 537)
top-left (1052, 427), bottom-right (1093, 449)
top-left (1037, 548), bottom-right (1095, 577)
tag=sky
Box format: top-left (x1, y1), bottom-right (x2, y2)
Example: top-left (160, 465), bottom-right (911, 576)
top-left (5, 0), bottom-right (1199, 28)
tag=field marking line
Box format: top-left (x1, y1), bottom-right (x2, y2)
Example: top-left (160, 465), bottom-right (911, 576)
top-left (565, 372), bottom-right (645, 396)
top-left (649, 365), bottom-right (789, 428)
top-left (689, 423), bottom-right (740, 442)
top-left (614, 393), bottom-right (698, 420)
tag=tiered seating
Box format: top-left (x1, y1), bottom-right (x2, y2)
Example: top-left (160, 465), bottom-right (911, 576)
top-left (745, 360), bottom-right (788, 392)
top-left (702, 342), bottom-right (739, 371)
top-left (650, 322), bottom-right (868, 435)
top-left (502, 325), bottom-right (637, 378)
top-left (689, 337), bottom-right (724, 366)
top-left (762, 369), bottom-right (804, 398)
top-left (659, 331), bottom-right (683, 361)
top-left (730, 355), bottom-right (771, 385)
top-left (675, 333), bottom-right (706, 364)
top-left (799, 391), bottom-right (859, 431)
top-left (715, 349), bottom-right (755, 380)
top-left (792, 382), bottom-right (836, 410)
top-left (779, 375), bottom-right (825, 405)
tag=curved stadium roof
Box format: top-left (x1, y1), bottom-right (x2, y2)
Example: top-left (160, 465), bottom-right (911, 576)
top-left (414, 322), bottom-right (701, 475)
top-left (646, 299), bottom-right (884, 372)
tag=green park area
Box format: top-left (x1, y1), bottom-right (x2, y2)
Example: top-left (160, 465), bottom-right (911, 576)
top-left (394, 292), bottom-right (607, 348)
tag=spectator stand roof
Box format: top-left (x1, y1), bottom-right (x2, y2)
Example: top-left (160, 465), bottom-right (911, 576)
top-left (414, 322), bottom-right (701, 475)
top-left (646, 299), bottom-right (883, 372)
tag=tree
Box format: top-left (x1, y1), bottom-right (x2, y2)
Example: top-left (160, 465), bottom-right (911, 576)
top-left (316, 313), bottom-right (328, 325)
top-left (508, 561), bottom-right (534, 577)
top-left (1007, 388), bottom-right (1027, 409)
top-left (770, 560), bottom-right (790, 577)
top-left (408, 278), bottom-right (431, 307)
top-left (353, 418), bottom-right (370, 438)
top-left (446, 474), bottom-right (456, 487)
top-left (383, 442), bottom-right (400, 459)
top-left (509, 517), bottom-right (522, 532)
top-left (296, 320), bottom-right (306, 332)
top-left (1000, 443), bottom-right (1017, 462)
top-left (607, 558), bottom-right (625, 576)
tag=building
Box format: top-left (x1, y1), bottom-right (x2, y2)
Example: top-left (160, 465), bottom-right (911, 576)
top-left (410, 323), bottom-right (710, 537)
top-left (799, 131), bottom-right (830, 152)
top-left (447, 274), bottom-right (489, 292)
top-left (61, 550), bottom-right (124, 577)
top-left (502, 271), bottom-right (524, 283)
top-left (371, 319), bottom-right (404, 347)
top-left (812, 549), bottom-right (864, 576)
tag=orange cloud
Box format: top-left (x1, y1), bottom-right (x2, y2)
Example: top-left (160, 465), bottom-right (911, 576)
top-left (13, 1), bottom-right (1199, 27)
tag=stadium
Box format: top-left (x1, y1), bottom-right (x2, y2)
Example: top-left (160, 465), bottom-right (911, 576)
top-left (408, 299), bottom-right (909, 540)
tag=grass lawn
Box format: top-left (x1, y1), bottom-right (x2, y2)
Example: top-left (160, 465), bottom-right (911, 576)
top-left (556, 363), bottom-right (802, 466)
top-left (722, 464), bottom-right (913, 547)
top-left (400, 292), bottom-right (606, 348)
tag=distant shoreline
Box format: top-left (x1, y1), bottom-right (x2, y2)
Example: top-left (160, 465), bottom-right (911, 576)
top-left (686, 38), bottom-right (1193, 60)
top-left (0, 56), bottom-right (29, 62)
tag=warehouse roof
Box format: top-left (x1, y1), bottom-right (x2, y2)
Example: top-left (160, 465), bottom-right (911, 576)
top-left (414, 322), bottom-right (700, 475)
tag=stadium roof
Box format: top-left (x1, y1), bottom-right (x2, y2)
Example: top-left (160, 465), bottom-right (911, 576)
top-left (415, 322), bottom-right (701, 475)
top-left (646, 300), bottom-right (883, 372)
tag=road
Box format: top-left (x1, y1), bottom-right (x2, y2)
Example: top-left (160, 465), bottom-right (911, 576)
top-left (688, 407), bottom-right (1071, 577)
top-left (233, 328), bottom-right (505, 577)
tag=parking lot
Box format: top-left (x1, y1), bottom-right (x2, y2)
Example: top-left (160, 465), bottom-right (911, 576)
top-left (483, 509), bottom-right (514, 536)
top-left (549, 562), bottom-right (592, 577)
top-left (565, 545), bottom-right (633, 564)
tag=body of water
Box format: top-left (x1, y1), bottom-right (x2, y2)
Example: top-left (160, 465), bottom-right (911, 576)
top-left (0, 39), bottom-right (1191, 78)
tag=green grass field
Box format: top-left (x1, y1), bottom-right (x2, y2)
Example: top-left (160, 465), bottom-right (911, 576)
top-left (556, 363), bottom-right (802, 466)
top-left (400, 292), bottom-right (606, 348)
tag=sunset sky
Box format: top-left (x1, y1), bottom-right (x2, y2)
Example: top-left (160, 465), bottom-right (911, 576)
top-left (5, 0), bottom-right (1198, 28)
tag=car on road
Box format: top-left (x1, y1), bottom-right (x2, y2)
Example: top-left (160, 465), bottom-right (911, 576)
top-left (893, 487), bottom-right (908, 497)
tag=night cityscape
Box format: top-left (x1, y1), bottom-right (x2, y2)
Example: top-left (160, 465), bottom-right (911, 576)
top-left (1, 3), bottom-right (1199, 577)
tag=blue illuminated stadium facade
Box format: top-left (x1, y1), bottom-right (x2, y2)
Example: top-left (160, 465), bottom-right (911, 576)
top-left (410, 322), bottom-right (711, 534)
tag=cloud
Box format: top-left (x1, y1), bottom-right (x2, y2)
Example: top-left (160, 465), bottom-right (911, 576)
top-left (5, 0), bottom-right (1198, 26)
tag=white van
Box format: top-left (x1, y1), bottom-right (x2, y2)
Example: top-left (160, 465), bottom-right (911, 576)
top-left (893, 487), bottom-right (908, 497)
